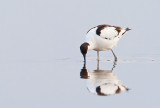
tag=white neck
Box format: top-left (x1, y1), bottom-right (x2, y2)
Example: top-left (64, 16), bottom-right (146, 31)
top-left (86, 41), bottom-right (95, 51)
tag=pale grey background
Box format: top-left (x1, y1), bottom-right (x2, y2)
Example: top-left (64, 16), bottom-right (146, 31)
top-left (0, 0), bottom-right (160, 108)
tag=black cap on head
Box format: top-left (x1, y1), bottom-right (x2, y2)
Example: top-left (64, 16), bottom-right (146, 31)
top-left (80, 42), bottom-right (89, 61)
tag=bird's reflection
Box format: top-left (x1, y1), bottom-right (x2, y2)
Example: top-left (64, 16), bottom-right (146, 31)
top-left (80, 61), bottom-right (129, 96)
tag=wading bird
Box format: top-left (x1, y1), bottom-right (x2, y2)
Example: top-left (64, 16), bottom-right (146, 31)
top-left (80, 24), bottom-right (131, 62)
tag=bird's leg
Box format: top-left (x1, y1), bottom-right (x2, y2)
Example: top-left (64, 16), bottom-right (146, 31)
top-left (97, 58), bottom-right (99, 70)
top-left (97, 51), bottom-right (99, 61)
top-left (111, 60), bottom-right (117, 72)
top-left (111, 49), bottom-right (118, 61)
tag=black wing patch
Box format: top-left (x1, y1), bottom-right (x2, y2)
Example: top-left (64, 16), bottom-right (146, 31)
top-left (87, 24), bottom-right (109, 34)
top-left (96, 25), bottom-right (108, 36)
top-left (96, 25), bottom-right (122, 36)
top-left (115, 27), bottom-right (121, 35)
top-left (87, 24), bottom-right (125, 37)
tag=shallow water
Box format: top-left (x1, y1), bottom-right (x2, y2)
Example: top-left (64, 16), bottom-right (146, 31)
top-left (1, 0), bottom-right (160, 107)
top-left (1, 56), bottom-right (160, 108)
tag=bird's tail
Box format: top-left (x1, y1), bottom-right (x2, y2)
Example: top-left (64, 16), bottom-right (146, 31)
top-left (126, 28), bottom-right (131, 31)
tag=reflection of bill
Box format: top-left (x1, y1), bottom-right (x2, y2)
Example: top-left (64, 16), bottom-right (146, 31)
top-left (80, 61), bottom-right (129, 96)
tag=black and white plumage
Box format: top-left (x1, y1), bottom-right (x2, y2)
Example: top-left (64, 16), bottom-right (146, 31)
top-left (80, 61), bottom-right (129, 96)
top-left (80, 24), bottom-right (131, 62)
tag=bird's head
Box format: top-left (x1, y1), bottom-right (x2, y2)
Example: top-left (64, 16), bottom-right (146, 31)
top-left (80, 42), bottom-right (89, 62)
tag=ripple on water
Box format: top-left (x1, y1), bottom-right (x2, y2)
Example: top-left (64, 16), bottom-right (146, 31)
top-left (83, 56), bottom-right (160, 63)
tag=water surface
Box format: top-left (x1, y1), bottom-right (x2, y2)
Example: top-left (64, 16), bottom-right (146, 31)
top-left (0, 0), bottom-right (160, 107)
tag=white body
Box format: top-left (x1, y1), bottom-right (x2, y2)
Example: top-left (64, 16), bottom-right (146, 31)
top-left (85, 26), bottom-right (127, 51)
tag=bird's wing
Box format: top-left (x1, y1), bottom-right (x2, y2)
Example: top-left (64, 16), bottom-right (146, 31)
top-left (97, 26), bottom-right (120, 39)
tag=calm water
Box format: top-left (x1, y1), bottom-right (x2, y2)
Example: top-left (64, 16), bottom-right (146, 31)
top-left (0, 56), bottom-right (160, 108)
top-left (0, 0), bottom-right (160, 107)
